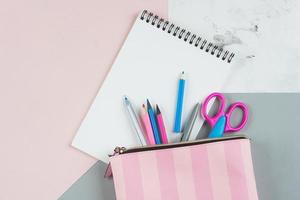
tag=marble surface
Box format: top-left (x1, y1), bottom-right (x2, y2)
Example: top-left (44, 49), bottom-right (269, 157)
top-left (169, 0), bottom-right (300, 91)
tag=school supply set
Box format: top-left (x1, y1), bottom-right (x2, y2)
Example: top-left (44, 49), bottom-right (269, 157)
top-left (124, 69), bottom-right (249, 147)
top-left (107, 78), bottom-right (257, 199)
top-left (72, 10), bottom-right (259, 199)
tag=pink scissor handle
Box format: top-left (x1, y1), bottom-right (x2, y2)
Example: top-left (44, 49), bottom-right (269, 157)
top-left (224, 102), bottom-right (248, 132)
top-left (201, 92), bottom-right (226, 128)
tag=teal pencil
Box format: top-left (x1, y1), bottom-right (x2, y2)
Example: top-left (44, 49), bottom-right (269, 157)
top-left (174, 71), bottom-right (186, 133)
top-left (147, 99), bottom-right (161, 144)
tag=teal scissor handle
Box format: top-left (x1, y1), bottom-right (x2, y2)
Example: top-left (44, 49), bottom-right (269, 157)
top-left (208, 116), bottom-right (226, 138)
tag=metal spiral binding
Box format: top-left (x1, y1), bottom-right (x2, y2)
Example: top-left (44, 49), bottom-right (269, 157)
top-left (140, 10), bottom-right (235, 63)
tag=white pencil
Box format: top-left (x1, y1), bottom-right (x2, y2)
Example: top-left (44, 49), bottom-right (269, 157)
top-left (124, 96), bottom-right (147, 146)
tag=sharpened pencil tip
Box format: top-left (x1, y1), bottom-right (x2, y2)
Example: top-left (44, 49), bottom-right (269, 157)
top-left (180, 71), bottom-right (185, 79)
top-left (194, 102), bottom-right (200, 112)
top-left (142, 103), bottom-right (147, 110)
top-left (156, 105), bottom-right (161, 114)
top-left (123, 95), bottom-right (130, 106)
top-left (146, 99), bottom-right (152, 109)
top-left (142, 104), bottom-right (147, 113)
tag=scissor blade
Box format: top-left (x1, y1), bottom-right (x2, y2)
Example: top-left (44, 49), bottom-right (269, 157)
top-left (197, 98), bottom-right (220, 139)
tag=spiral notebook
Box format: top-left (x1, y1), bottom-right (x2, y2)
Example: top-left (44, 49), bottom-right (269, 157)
top-left (72, 10), bottom-right (237, 162)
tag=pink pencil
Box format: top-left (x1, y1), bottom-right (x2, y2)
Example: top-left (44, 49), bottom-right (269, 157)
top-left (156, 105), bottom-right (168, 144)
top-left (140, 104), bottom-right (156, 145)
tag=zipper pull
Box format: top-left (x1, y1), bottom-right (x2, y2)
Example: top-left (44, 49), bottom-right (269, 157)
top-left (104, 147), bottom-right (127, 178)
top-left (113, 146), bottom-right (127, 155)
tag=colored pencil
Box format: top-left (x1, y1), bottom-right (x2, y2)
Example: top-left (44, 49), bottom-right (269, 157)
top-left (147, 99), bottom-right (161, 144)
top-left (156, 105), bottom-right (168, 144)
top-left (140, 104), bottom-right (156, 145)
top-left (174, 71), bottom-right (186, 133)
top-left (123, 96), bottom-right (147, 145)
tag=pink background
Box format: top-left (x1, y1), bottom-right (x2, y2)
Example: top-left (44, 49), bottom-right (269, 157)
top-left (0, 1), bottom-right (167, 199)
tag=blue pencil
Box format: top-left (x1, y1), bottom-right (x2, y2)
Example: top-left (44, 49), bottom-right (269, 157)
top-left (174, 71), bottom-right (186, 133)
top-left (147, 99), bottom-right (161, 144)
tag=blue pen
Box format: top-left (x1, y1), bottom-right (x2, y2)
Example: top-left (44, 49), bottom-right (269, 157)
top-left (174, 71), bottom-right (186, 133)
top-left (147, 99), bottom-right (161, 144)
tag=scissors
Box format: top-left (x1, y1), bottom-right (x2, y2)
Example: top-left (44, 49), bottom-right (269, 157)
top-left (201, 92), bottom-right (248, 138)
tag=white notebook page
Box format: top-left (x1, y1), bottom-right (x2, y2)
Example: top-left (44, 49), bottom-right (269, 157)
top-left (72, 11), bottom-right (236, 162)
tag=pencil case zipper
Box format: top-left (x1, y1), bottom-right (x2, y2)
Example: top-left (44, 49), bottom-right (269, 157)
top-left (114, 134), bottom-right (247, 155)
top-left (105, 134), bottom-right (248, 177)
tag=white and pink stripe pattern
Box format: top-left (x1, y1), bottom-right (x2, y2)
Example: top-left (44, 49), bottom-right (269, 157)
top-left (110, 139), bottom-right (258, 200)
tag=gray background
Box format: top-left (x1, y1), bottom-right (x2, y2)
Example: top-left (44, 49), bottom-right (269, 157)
top-left (59, 161), bottom-right (116, 200)
top-left (59, 93), bottom-right (300, 200)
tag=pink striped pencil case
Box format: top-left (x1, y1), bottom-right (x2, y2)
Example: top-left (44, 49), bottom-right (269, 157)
top-left (108, 135), bottom-right (259, 200)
